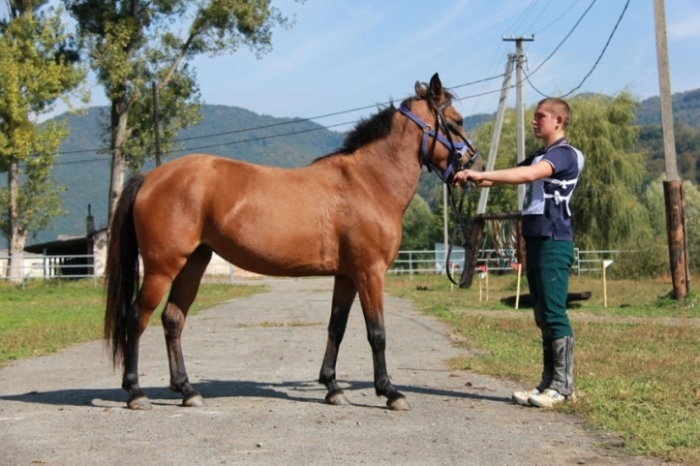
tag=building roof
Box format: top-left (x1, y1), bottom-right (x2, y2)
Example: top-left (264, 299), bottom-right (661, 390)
top-left (24, 228), bottom-right (107, 256)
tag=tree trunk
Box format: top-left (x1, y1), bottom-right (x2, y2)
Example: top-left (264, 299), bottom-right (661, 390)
top-left (7, 158), bottom-right (27, 283)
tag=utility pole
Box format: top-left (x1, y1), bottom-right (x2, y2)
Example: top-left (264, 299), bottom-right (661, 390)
top-left (477, 55), bottom-right (515, 214)
top-left (653, 0), bottom-right (689, 299)
top-left (503, 35), bottom-right (534, 209)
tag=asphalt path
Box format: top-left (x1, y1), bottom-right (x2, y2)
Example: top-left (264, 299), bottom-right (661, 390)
top-left (0, 278), bottom-right (666, 466)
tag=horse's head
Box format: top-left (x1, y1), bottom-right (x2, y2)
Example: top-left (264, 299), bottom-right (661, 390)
top-left (399, 73), bottom-right (482, 183)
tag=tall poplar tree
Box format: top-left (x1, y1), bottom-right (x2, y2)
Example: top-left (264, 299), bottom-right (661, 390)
top-left (0, 0), bottom-right (87, 282)
top-left (63, 0), bottom-right (298, 223)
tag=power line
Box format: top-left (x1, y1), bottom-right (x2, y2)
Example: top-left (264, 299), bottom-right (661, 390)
top-left (54, 120), bottom-right (355, 165)
top-left (532, 0), bottom-right (583, 35)
top-left (54, 73), bottom-right (507, 160)
top-left (526, 0), bottom-right (597, 79)
top-left (523, 0), bottom-right (555, 35)
top-left (526, 0), bottom-right (631, 99)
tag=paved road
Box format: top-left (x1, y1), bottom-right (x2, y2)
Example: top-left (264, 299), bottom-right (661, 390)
top-left (0, 278), bottom-right (664, 466)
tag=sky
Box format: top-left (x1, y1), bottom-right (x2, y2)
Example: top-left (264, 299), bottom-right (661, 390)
top-left (186, 0), bottom-right (700, 131)
top-left (5, 0), bottom-right (700, 131)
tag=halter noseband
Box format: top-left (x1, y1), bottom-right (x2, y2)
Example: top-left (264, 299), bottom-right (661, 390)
top-left (398, 105), bottom-right (481, 183)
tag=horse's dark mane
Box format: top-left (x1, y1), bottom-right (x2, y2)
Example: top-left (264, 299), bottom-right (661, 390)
top-left (312, 105), bottom-right (396, 163)
top-left (312, 85), bottom-right (456, 163)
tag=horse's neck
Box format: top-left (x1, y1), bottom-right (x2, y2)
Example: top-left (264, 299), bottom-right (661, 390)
top-left (354, 135), bottom-right (423, 208)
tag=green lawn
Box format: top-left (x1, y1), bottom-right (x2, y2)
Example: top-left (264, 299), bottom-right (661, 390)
top-left (0, 279), bottom-right (264, 364)
top-left (385, 273), bottom-right (700, 466)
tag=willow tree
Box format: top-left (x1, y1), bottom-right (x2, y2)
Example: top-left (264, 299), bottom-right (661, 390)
top-left (466, 93), bottom-right (648, 251)
top-left (567, 93), bottom-right (649, 251)
top-left (0, 1), bottom-right (87, 282)
top-left (63, 0), bottom-right (298, 223)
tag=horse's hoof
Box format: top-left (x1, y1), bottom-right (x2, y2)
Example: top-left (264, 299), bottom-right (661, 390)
top-left (387, 396), bottom-right (411, 411)
top-left (325, 391), bottom-right (350, 406)
top-left (183, 395), bottom-right (205, 407)
top-left (127, 396), bottom-right (152, 410)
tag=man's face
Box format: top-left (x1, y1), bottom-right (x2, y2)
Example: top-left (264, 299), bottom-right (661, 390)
top-left (531, 104), bottom-right (560, 140)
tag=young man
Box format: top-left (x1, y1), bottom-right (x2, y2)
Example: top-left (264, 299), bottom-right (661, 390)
top-left (453, 97), bottom-right (584, 407)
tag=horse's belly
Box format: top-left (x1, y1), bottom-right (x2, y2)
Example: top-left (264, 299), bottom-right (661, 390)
top-left (207, 232), bottom-right (339, 277)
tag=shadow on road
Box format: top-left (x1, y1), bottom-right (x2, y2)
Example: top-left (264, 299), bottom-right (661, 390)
top-left (0, 378), bottom-right (511, 408)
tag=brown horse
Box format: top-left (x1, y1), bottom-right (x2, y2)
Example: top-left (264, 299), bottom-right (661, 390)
top-left (105, 73), bottom-right (481, 411)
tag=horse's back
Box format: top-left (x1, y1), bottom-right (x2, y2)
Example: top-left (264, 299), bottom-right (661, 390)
top-left (132, 154), bottom-right (355, 276)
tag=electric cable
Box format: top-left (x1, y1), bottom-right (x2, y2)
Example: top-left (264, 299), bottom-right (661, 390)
top-left (52, 73), bottom-right (508, 160)
top-left (526, 0), bottom-right (630, 98)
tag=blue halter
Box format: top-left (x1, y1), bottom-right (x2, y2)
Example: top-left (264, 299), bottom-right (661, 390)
top-left (398, 106), bottom-right (479, 183)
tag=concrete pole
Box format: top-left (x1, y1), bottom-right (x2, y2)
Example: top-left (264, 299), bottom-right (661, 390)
top-left (477, 55), bottom-right (515, 214)
top-left (653, 0), bottom-right (688, 299)
top-left (503, 36), bottom-right (534, 209)
top-left (653, 0), bottom-right (678, 181)
top-left (515, 41), bottom-right (526, 209)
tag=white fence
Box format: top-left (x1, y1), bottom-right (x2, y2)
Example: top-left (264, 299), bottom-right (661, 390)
top-left (0, 248), bottom-right (622, 287)
top-left (390, 248), bottom-right (622, 276)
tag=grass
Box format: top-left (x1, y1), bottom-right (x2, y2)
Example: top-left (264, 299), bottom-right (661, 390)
top-left (385, 273), bottom-right (700, 466)
top-left (1, 274), bottom-right (697, 464)
top-left (0, 278), bottom-right (264, 365)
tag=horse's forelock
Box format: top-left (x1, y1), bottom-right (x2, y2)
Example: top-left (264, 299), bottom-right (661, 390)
top-left (412, 84), bottom-right (455, 112)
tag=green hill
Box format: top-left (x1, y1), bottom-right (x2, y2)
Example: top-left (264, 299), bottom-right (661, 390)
top-left (28, 88), bottom-right (700, 245)
top-left (637, 88), bottom-right (700, 129)
top-left (33, 105), bottom-right (346, 245)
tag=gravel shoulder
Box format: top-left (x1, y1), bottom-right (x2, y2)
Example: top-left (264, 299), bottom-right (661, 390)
top-left (0, 278), bottom-right (667, 466)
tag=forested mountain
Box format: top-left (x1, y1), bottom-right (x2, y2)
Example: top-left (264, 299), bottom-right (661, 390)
top-left (29, 88), bottom-right (700, 245)
top-left (636, 88), bottom-right (700, 181)
top-left (637, 88), bottom-right (700, 129)
top-left (34, 105), bottom-right (346, 244)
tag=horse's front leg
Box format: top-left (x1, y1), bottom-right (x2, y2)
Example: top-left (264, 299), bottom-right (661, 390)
top-left (319, 276), bottom-right (357, 405)
top-left (357, 271), bottom-right (411, 411)
top-left (162, 301), bottom-right (203, 407)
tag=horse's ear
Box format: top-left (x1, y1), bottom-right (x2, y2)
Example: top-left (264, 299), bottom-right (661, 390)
top-left (415, 80), bottom-right (426, 97)
top-left (428, 73), bottom-right (443, 99)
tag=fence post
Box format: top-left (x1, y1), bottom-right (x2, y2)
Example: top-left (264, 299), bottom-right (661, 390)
top-left (409, 251), bottom-right (413, 280)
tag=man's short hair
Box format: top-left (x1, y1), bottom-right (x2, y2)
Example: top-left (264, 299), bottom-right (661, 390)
top-left (537, 97), bottom-right (570, 129)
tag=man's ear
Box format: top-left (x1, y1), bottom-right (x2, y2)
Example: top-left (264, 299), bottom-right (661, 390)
top-left (555, 114), bottom-right (565, 127)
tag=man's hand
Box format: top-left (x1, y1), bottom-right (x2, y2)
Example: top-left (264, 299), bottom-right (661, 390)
top-left (452, 169), bottom-right (483, 187)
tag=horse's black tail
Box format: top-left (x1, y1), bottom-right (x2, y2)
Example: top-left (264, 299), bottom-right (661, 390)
top-left (104, 174), bottom-right (145, 369)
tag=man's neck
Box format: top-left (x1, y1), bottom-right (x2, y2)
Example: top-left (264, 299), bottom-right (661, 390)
top-left (541, 131), bottom-right (566, 149)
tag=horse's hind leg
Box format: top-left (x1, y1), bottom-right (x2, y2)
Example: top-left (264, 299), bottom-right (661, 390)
top-left (161, 245), bottom-right (212, 407)
top-left (319, 276), bottom-right (357, 405)
top-left (123, 273), bottom-right (172, 410)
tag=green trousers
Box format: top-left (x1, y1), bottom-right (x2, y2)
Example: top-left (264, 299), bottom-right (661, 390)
top-left (525, 236), bottom-right (574, 340)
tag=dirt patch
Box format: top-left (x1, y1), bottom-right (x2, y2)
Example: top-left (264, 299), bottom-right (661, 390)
top-left (0, 278), bottom-right (668, 465)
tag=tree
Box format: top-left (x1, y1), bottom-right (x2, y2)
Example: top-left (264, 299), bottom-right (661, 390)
top-left (0, 1), bottom-right (87, 282)
top-left (400, 194), bottom-right (441, 251)
top-left (640, 175), bottom-right (700, 276)
top-left (63, 0), bottom-right (299, 222)
top-left (567, 93), bottom-right (649, 251)
top-left (468, 93), bottom-right (650, 251)
top-left (468, 110), bottom-right (530, 215)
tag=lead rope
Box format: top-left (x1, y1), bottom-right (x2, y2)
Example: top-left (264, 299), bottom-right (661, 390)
top-left (445, 183), bottom-right (474, 287)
